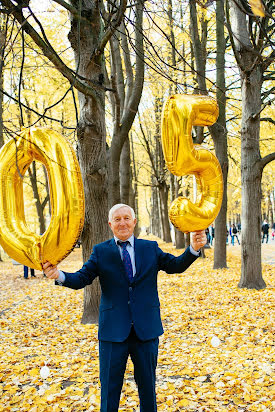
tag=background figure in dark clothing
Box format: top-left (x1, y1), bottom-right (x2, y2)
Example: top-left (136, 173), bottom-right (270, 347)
top-left (261, 219), bottom-right (269, 243)
top-left (205, 227), bottom-right (210, 244)
top-left (24, 266), bottom-right (35, 279)
top-left (209, 224), bottom-right (215, 246)
top-left (231, 224), bottom-right (240, 245)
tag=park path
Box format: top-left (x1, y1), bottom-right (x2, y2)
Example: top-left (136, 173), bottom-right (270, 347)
top-left (225, 241), bottom-right (275, 265)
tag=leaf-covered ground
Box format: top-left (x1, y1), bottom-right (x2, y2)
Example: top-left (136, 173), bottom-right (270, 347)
top-left (0, 238), bottom-right (274, 411)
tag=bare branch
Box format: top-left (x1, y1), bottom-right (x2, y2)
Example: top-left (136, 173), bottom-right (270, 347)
top-left (251, 97), bottom-right (275, 119)
top-left (1, 87), bottom-right (75, 128)
top-left (260, 152), bottom-right (275, 169)
top-left (18, 29), bottom-right (25, 126)
top-left (0, 0), bottom-right (104, 99)
top-left (96, 0), bottom-right (127, 57)
top-left (260, 117), bottom-right (275, 125)
top-left (52, 0), bottom-right (90, 23)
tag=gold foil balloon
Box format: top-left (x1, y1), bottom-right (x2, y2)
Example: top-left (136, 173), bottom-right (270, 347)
top-left (0, 127), bottom-right (85, 270)
top-left (161, 94), bottom-right (223, 233)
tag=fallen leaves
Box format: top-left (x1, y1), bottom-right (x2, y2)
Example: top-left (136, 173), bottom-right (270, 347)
top-left (0, 239), bottom-right (274, 411)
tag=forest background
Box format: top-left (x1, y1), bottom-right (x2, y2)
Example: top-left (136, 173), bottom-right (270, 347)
top-left (0, 1), bottom-right (274, 411)
top-left (0, 0), bottom-right (274, 323)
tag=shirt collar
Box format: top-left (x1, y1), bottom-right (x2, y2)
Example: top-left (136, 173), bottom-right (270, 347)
top-left (114, 234), bottom-right (134, 247)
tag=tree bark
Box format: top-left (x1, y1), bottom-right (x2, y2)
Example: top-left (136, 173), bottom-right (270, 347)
top-left (238, 68), bottom-right (265, 289)
top-left (129, 133), bottom-right (140, 236)
top-left (28, 162), bottom-right (48, 234)
top-left (212, 0), bottom-right (228, 269)
top-left (0, 14), bottom-right (6, 149)
top-left (109, 0), bottom-right (145, 206)
top-left (159, 182), bottom-right (172, 243)
top-left (189, 0), bottom-right (228, 268)
top-left (1, 0), bottom-right (129, 322)
top-left (0, 14), bottom-right (6, 261)
top-left (174, 177), bottom-right (185, 248)
top-left (120, 136), bottom-right (131, 203)
top-left (227, 0), bottom-right (274, 289)
top-left (69, 1), bottom-right (109, 323)
top-left (151, 182), bottom-right (161, 238)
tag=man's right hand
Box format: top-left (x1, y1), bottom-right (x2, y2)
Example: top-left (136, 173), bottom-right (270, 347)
top-left (43, 261), bottom-right (59, 280)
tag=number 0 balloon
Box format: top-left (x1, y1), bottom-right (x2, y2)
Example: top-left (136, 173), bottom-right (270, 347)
top-left (0, 127), bottom-right (85, 270)
top-left (161, 94), bottom-right (223, 233)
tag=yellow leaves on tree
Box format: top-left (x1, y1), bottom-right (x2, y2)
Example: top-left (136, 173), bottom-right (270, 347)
top-left (249, 0), bottom-right (265, 17)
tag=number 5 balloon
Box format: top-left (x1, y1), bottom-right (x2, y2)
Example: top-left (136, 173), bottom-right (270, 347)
top-left (0, 127), bottom-right (85, 270)
top-left (161, 94), bottom-right (223, 233)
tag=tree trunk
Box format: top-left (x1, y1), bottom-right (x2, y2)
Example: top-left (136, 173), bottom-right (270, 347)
top-left (69, 1), bottom-right (109, 323)
top-left (0, 14), bottom-right (7, 261)
top-left (120, 136), bottom-right (131, 204)
top-left (175, 229), bottom-right (185, 249)
top-left (151, 183), bottom-right (161, 238)
top-left (0, 14), bottom-right (6, 149)
top-left (189, 0), bottom-right (228, 268)
top-left (109, 0), bottom-right (145, 206)
top-left (238, 68), bottom-right (265, 289)
top-left (189, 0), bottom-right (207, 94)
top-left (28, 162), bottom-right (47, 234)
top-left (129, 133), bottom-right (140, 237)
top-left (174, 177), bottom-right (185, 248)
top-left (228, 0), bottom-right (269, 289)
top-left (159, 182), bottom-right (172, 243)
top-left (212, 0), bottom-right (228, 269)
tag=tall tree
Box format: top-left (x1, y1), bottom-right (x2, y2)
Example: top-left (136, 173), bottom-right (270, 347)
top-left (0, 13), bottom-right (7, 262)
top-left (0, 13), bottom-right (7, 149)
top-left (226, 0), bottom-right (275, 288)
top-left (108, 0), bottom-right (145, 206)
top-left (27, 163), bottom-right (49, 234)
top-left (1, 0), bottom-right (127, 322)
top-left (167, 0), bottom-right (185, 248)
top-left (138, 96), bottom-right (172, 243)
top-left (189, 0), bottom-right (228, 268)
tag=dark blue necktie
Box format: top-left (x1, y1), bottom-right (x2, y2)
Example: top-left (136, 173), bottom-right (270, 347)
top-left (118, 241), bottom-right (133, 282)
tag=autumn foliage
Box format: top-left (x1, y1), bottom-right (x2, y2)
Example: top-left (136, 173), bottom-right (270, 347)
top-left (0, 239), bottom-right (274, 411)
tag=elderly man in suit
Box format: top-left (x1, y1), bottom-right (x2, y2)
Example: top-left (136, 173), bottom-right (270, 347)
top-left (43, 203), bottom-right (206, 412)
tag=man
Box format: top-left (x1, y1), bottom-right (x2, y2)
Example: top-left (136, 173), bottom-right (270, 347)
top-left (231, 223), bottom-right (240, 245)
top-left (209, 224), bottom-right (215, 246)
top-left (262, 219), bottom-right (269, 243)
top-left (43, 204), bottom-right (206, 412)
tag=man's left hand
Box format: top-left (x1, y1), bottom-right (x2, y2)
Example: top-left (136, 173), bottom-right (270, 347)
top-left (191, 230), bottom-right (207, 251)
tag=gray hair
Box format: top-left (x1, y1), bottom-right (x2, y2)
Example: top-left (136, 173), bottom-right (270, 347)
top-left (108, 204), bottom-right (135, 222)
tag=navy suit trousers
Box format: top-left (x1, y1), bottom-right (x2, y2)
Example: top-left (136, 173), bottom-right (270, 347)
top-left (99, 327), bottom-right (159, 412)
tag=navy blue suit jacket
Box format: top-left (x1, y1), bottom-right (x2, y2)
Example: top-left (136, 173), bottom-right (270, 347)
top-left (57, 238), bottom-right (199, 342)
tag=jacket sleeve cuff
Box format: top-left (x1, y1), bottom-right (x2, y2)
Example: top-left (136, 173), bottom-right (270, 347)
top-left (55, 270), bottom-right (65, 286)
top-left (189, 245), bottom-right (201, 256)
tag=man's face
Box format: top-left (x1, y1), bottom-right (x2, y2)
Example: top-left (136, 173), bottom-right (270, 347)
top-left (109, 207), bottom-right (137, 241)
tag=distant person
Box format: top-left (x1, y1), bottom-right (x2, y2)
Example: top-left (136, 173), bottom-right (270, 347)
top-left (209, 224), bottom-right (215, 246)
top-left (272, 223), bottom-right (275, 241)
top-left (231, 224), bottom-right (240, 245)
top-left (24, 265), bottom-right (35, 279)
top-left (261, 219), bottom-right (269, 243)
top-left (205, 227), bottom-right (210, 244)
